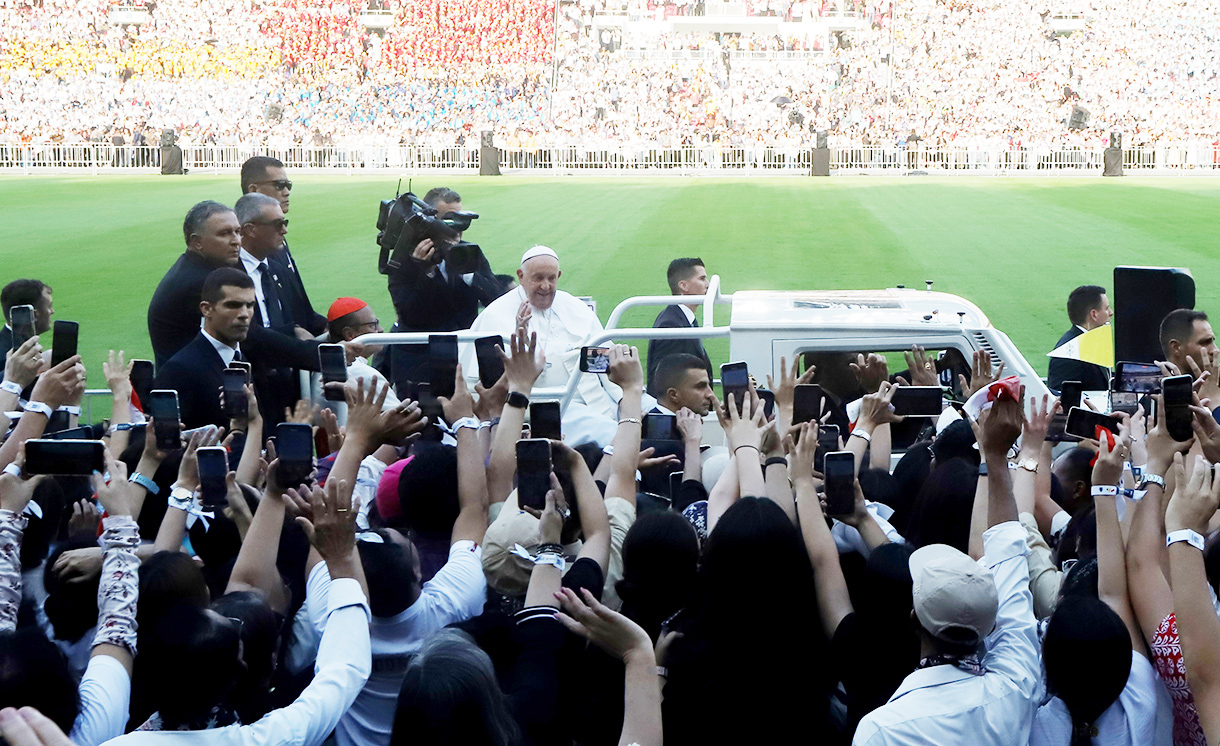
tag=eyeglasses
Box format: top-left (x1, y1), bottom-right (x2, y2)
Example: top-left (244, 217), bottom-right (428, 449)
top-left (254, 179), bottom-right (292, 191)
top-left (355, 319), bottom-right (380, 329)
top-left (251, 218), bottom-right (289, 230)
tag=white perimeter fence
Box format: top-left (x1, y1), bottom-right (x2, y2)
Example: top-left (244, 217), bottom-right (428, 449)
top-left (1, 142), bottom-right (1218, 175)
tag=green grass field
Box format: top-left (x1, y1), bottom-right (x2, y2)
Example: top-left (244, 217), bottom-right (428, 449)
top-left (2, 174), bottom-right (1218, 386)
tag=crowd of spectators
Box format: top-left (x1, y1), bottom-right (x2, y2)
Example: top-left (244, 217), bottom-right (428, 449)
top-left (0, 0), bottom-right (1218, 150)
top-left (9, 165), bottom-right (1220, 746)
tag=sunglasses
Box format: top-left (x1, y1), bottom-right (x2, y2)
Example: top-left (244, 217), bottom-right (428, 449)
top-left (255, 179), bottom-right (293, 191)
top-left (252, 218), bottom-right (289, 230)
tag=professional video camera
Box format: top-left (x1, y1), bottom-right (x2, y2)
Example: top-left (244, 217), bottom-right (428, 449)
top-left (376, 191), bottom-right (484, 276)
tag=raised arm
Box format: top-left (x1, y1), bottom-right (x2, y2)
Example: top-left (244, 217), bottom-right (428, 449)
top-left (1092, 423), bottom-right (1144, 654)
top-left (676, 407), bottom-right (703, 485)
top-left (327, 377), bottom-right (426, 493)
top-left (605, 344), bottom-right (645, 507)
top-left (788, 422), bottom-right (853, 638)
top-left (1128, 395), bottom-right (1192, 644)
top-left (555, 587), bottom-right (661, 746)
top-left (487, 332), bottom-right (544, 504)
top-left (225, 466), bottom-right (292, 615)
top-left (1165, 453), bottom-right (1220, 744)
top-left (718, 386), bottom-right (780, 517)
top-left (101, 351), bottom-right (134, 456)
top-left (0, 337), bottom-right (44, 423)
top-left (89, 451), bottom-right (142, 677)
top-left (553, 440), bottom-right (611, 574)
top-left (0, 447), bottom-right (40, 632)
top-left (767, 355), bottom-right (815, 445)
top-left (851, 382), bottom-right (904, 476)
top-left (976, 393), bottom-right (1025, 528)
top-left (0, 355), bottom-right (84, 469)
top-left (439, 363), bottom-right (489, 545)
top-left (153, 428), bottom-right (210, 553)
top-left (231, 383), bottom-right (265, 488)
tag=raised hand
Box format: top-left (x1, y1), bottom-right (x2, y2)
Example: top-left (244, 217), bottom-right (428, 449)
top-left (438, 363), bottom-right (476, 424)
top-left (102, 350), bottom-right (133, 399)
top-left (849, 353), bottom-right (887, 394)
top-left (959, 349), bottom-right (1005, 399)
top-left (284, 399), bottom-right (318, 426)
top-left (767, 355), bottom-right (816, 412)
top-left (29, 355), bottom-right (85, 409)
top-left (92, 448), bottom-right (133, 517)
top-left (4, 337), bottom-right (44, 389)
top-left (1166, 453), bottom-right (1220, 535)
top-left (716, 384), bottom-right (765, 454)
top-left (554, 586), bottom-right (655, 664)
top-left (498, 331), bottom-right (545, 394)
top-left (976, 389), bottom-right (1025, 457)
top-left (676, 407), bottom-right (702, 443)
top-left (0, 444), bottom-right (43, 514)
top-left (1091, 419), bottom-right (1130, 486)
top-left (902, 345), bottom-right (939, 387)
top-left (857, 381), bottom-right (904, 431)
top-left (344, 377), bottom-right (427, 447)
top-left (66, 499), bottom-right (101, 538)
top-left (785, 421), bottom-right (819, 483)
top-left (606, 344), bottom-right (643, 392)
top-left (637, 446), bottom-right (680, 472)
top-left (294, 478), bottom-right (358, 563)
top-left (1023, 393), bottom-right (1058, 448)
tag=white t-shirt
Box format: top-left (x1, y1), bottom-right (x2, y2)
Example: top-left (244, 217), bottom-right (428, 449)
top-left (72, 655), bottom-right (131, 746)
top-left (1029, 652), bottom-right (1165, 746)
top-left (306, 541), bottom-right (487, 746)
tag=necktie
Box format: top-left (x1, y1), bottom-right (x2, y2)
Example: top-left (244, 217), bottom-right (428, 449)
top-left (258, 262), bottom-right (286, 328)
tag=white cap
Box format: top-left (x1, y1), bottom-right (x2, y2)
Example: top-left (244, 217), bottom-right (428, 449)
top-left (521, 245), bottom-right (559, 265)
top-left (909, 543), bottom-right (998, 645)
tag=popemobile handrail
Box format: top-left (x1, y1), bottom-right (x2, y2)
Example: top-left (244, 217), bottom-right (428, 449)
top-left (351, 275), bottom-right (735, 412)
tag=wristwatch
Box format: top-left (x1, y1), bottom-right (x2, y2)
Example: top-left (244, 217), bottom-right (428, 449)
top-left (1138, 473), bottom-right (1166, 491)
top-left (506, 391), bottom-right (529, 409)
top-left (1016, 458), bottom-right (1039, 474)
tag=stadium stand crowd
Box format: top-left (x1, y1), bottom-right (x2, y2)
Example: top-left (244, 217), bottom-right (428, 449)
top-left (1, 0), bottom-right (1219, 150)
top-left (5, 160), bottom-right (1220, 746)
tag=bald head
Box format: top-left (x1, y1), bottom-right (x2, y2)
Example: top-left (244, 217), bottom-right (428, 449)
top-left (517, 256), bottom-right (560, 310)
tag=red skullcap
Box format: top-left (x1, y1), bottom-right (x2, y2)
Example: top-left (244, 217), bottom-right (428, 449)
top-left (327, 297), bottom-right (368, 322)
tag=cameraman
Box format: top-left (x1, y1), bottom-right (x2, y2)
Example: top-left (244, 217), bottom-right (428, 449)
top-left (385, 187), bottom-right (506, 390)
top-left (387, 188), bottom-right (505, 333)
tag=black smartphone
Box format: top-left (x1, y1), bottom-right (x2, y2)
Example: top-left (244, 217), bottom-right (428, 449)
top-left (49, 320), bottom-right (78, 368)
top-left (148, 390), bottom-right (181, 451)
top-left (579, 346), bottom-right (610, 374)
top-left (516, 438), bottom-right (552, 511)
top-left (475, 336), bottom-right (505, 388)
top-left (815, 424), bottom-right (840, 473)
top-left (318, 343), bottom-right (348, 402)
top-left (1059, 381), bottom-right (1083, 411)
top-left (530, 401), bottom-right (562, 441)
top-left (221, 368), bottom-right (248, 418)
top-left (43, 425), bottom-right (93, 441)
top-left (792, 384), bottom-right (824, 425)
top-left (24, 439), bottom-right (105, 476)
top-left (228, 360), bottom-right (252, 380)
top-left (643, 412), bottom-right (679, 440)
top-left (429, 334), bottom-right (459, 399)
top-left (275, 422), bottom-right (314, 487)
top-left (669, 470), bottom-right (683, 499)
top-left (757, 389), bottom-right (775, 419)
top-left (891, 386), bottom-right (943, 416)
top-left (9, 304), bottom-right (35, 350)
top-left (823, 450), bottom-right (856, 516)
top-left (1163, 374), bottom-right (1194, 442)
top-left (196, 445), bottom-right (229, 509)
top-left (129, 359), bottom-right (154, 409)
top-left (720, 361), bottom-right (749, 415)
top-left (1065, 406), bottom-right (1122, 440)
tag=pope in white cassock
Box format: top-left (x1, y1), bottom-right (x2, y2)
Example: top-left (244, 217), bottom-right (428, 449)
top-left (464, 246), bottom-right (622, 445)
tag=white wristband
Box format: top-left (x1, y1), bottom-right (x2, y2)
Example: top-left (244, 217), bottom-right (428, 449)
top-left (1091, 485), bottom-right (1118, 497)
top-left (534, 552), bottom-right (567, 572)
top-left (1167, 529), bottom-right (1206, 552)
top-left (452, 416), bottom-right (481, 433)
top-left (850, 428), bottom-right (872, 443)
top-left (2, 463), bottom-right (21, 478)
top-left (57, 405), bottom-right (81, 416)
top-left (22, 401), bottom-right (52, 418)
top-left (0, 380), bottom-right (22, 395)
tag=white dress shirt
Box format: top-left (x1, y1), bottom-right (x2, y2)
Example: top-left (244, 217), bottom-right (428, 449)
top-left (239, 249), bottom-right (274, 328)
top-left (201, 329), bottom-right (240, 367)
top-left (1030, 651), bottom-right (1168, 746)
top-left (103, 578), bottom-right (371, 746)
top-left (853, 521), bottom-right (1043, 746)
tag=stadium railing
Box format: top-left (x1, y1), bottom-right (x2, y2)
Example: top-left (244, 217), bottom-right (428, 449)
top-left (3, 143), bottom-right (1219, 174)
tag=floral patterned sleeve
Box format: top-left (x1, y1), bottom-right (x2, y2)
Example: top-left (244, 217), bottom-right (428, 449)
top-left (0, 509), bottom-right (28, 633)
top-left (93, 515), bottom-right (140, 654)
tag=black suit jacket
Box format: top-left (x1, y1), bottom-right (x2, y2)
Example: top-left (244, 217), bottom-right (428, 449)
top-left (387, 254), bottom-right (504, 332)
top-left (152, 332), bottom-right (228, 429)
top-left (276, 241), bottom-right (327, 336)
top-left (1047, 326), bottom-right (1110, 392)
top-left (646, 304), bottom-right (713, 396)
top-left (147, 251), bottom-right (322, 371)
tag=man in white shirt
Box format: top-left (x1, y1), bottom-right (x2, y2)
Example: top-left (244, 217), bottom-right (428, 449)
top-left (465, 246), bottom-right (620, 445)
top-left (853, 395), bottom-right (1042, 746)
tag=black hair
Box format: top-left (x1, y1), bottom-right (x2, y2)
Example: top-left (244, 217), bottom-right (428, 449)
top-left (1056, 505), bottom-right (1098, 571)
top-left (1160, 309), bottom-right (1210, 359)
top-left (201, 267), bottom-right (255, 304)
top-left (1044, 596), bottom-right (1132, 746)
top-left (904, 459), bottom-right (978, 552)
top-left (616, 511), bottom-right (700, 641)
top-left (19, 477), bottom-right (66, 570)
top-left (423, 187), bottom-right (461, 207)
top-left (211, 591), bottom-right (281, 722)
top-left (43, 535), bottom-right (103, 644)
top-left (144, 604), bottom-right (244, 727)
top-left (138, 551), bottom-right (210, 635)
top-left (889, 439), bottom-right (934, 534)
top-left (391, 629), bottom-right (520, 746)
top-left (931, 420), bottom-right (979, 466)
top-left (1059, 556), bottom-right (1099, 599)
top-left (183, 200), bottom-right (233, 248)
top-left (653, 353), bottom-right (709, 399)
top-left (240, 156), bottom-right (285, 194)
top-left (0, 628), bottom-right (79, 734)
top-left (357, 530), bottom-right (420, 618)
top-left (1053, 447), bottom-right (1095, 512)
top-left (1, 278), bottom-right (50, 321)
top-left (858, 468), bottom-right (901, 511)
top-left (666, 257), bottom-right (705, 294)
top-left (1066, 285), bottom-right (1107, 327)
top-left (394, 442), bottom-right (460, 536)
